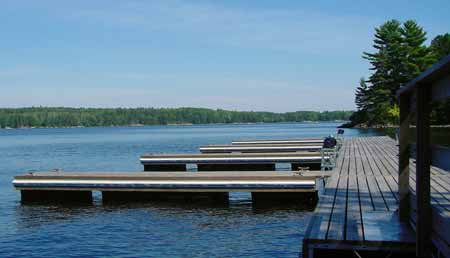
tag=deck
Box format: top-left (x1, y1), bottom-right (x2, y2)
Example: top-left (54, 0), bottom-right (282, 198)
top-left (303, 136), bottom-right (450, 257)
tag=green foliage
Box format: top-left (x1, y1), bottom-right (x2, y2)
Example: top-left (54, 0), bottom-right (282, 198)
top-left (430, 33), bottom-right (450, 61)
top-left (351, 20), bottom-right (450, 126)
top-left (0, 107), bottom-right (353, 128)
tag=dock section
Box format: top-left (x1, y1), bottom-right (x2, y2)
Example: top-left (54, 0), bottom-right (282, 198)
top-left (13, 171), bottom-right (318, 205)
top-left (140, 152), bottom-right (324, 171)
top-left (199, 143), bottom-right (322, 153)
top-left (232, 138), bottom-right (323, 145)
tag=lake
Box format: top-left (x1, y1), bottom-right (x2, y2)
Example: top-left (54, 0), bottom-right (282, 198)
top-left (0, 122), bottom-right (387, 258)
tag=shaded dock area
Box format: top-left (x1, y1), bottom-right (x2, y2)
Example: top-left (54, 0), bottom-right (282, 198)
top-left (303, 136), bottom-right (450, 257)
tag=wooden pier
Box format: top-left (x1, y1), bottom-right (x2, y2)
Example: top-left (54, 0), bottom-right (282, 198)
top-left (140, 152), bottom-right (325, 171)
top-left (303, 136), bottom-right (450, 257)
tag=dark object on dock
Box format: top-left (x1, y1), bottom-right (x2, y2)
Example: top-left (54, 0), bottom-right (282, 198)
top-left (13, 171), bottom-right (317, 205)
top-left (199, 143), bottom-right (322, 153)
top-left (322, 136), bottom-right (337, 148)
top-left (231, 138), bottom-right (324, 145)
top-left (337, 129), bottom-right (344, 135)
top-left (139, 152), bottom-right (324, 172)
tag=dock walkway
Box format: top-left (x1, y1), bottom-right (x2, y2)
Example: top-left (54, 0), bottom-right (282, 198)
top-left (303, 136), bottom-right (450, 257)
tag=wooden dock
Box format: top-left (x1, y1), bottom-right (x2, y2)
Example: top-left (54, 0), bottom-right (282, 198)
top-left (13, 171), bottom-right (318, 205)
top-left (140, 152), bottom-right (325, 171)
top-left (199, 143), bottom-right (322, 153)
top-left (303, 136), bottom-right (450, 257)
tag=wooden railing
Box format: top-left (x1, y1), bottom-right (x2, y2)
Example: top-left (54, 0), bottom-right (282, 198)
top-left (397, 54), bottom-right (450, 257)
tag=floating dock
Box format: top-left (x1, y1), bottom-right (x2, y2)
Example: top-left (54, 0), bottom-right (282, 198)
top-left (232, 138), bottom-right (324, 145)
top-left (199, 143), bottom-right (322, 153)
top-left (13, 171), bottom-right (317, 205)
top-left (139, 152), bottom-right (325, 171)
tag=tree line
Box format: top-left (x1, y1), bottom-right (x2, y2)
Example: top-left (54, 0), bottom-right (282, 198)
top-left (0, 107), bottom-right (352, 128)
top-left (347, 20), bottom-right (450, 127)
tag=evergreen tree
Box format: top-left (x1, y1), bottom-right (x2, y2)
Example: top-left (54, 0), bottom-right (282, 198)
top-left (355, 78), bottom-right (369, 111)
top-left (351, 20), bottom-right (433, 126)
top-left (430, 33), bottom-right (450, 61)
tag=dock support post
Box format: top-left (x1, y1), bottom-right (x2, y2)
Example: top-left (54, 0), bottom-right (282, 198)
top-left (415, 85), bottom-right (431, 257)
top-left (20, 190), bottom-right (93, 204)
top-left (399, 94), bottom-right (411, 222)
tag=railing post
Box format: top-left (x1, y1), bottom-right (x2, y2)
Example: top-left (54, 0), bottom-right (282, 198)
top-left (398, 93), bottom-right (410, 221)
top-left (415, 84), bottom-right (431, 257)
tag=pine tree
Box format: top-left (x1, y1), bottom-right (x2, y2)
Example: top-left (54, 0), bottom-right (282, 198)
top-left (355, 78), bottom-right (369, 111)
top-left (430, 33), bottom-right (450, 61)
top-left (400, 20), bottom-right (432, 83)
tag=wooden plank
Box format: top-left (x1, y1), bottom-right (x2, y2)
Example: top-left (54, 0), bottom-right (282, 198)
top-left (346, 138), bottom-right (364, 241)
top-left (354, 138), bottom-right (374, 212)
top-left (309, 139), bottom-right (348, 240)
top-left (358, 137), bottom-right (397, 211)
top-left (326, 139), bottom-right (350, 241)
top-left (356, 138), bottom-right (387, 212)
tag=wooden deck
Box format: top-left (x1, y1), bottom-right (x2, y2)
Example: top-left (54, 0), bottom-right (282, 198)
top-left (303, 136), bottom-right (450, 257)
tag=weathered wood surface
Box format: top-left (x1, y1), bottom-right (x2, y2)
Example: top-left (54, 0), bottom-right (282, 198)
top-left (13, 171), bottom-right (317, 192)
top-left (303, 136), bottom-right (417, 257)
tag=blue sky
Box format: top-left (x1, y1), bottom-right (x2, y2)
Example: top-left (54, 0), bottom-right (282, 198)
top-left (1, 0), bottom-right (449, 112)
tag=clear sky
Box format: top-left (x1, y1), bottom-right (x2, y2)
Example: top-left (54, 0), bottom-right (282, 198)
top-left (1, 0), bottom-right (449, 112)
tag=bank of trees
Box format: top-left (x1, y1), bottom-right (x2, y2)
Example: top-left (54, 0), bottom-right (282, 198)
top-left (0, 107), bottom-right (352, 128)
top-left (348, 20), bottom-right (450, 127)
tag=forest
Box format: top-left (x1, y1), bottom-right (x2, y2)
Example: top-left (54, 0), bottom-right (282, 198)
top-left (347, 20), bottom-right (450, 127)
top-left (0, 107), bottom-right (352, 128)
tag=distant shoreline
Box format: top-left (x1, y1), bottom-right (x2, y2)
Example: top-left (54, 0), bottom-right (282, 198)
top-left (0, 120), bottom-right (348, 130)
top-left (0, 120), bottom-right (345, 130)
top-left (0, 107), bottom-right (353, 129)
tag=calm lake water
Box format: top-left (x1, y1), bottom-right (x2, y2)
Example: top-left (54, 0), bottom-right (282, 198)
top-left (0, 122), bottom-right (387, 258)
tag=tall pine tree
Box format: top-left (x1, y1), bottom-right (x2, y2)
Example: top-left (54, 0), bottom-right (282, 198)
top-left (350, 20), bottom-right (432, 126)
